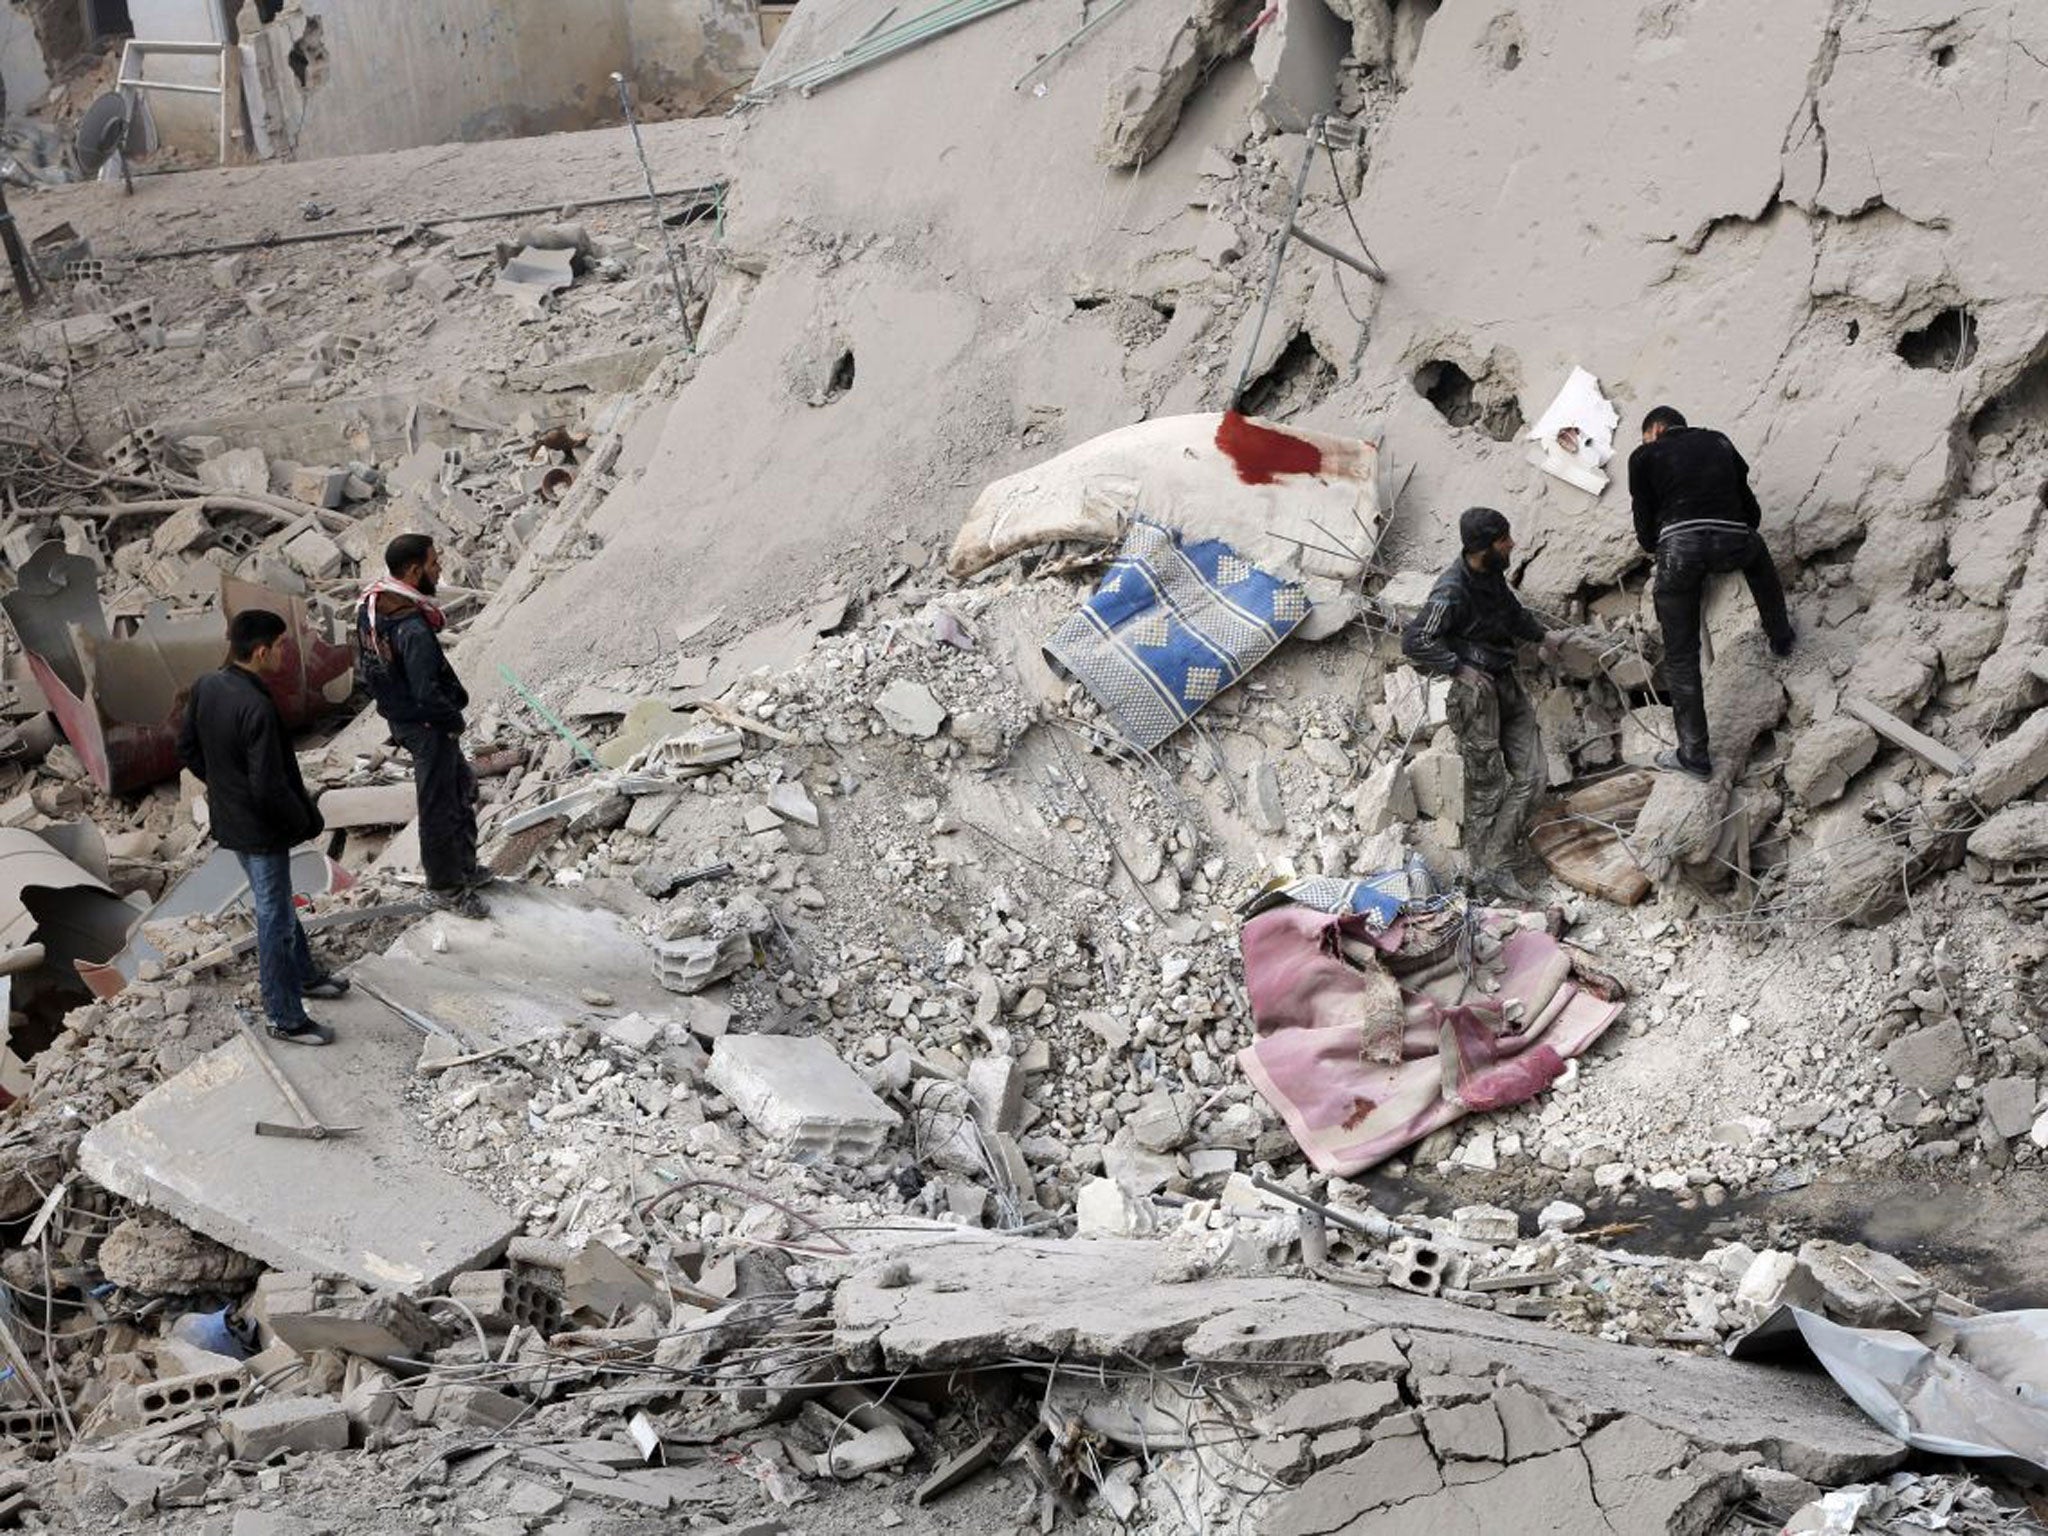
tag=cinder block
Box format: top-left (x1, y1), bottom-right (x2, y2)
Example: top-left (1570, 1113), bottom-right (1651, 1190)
top-left (448, 1269), bottom-right (564, 1335)
top-left (287, 466), bottom-right (349, 511)
top-left (1385, 1237), bottom-right (1446, 1296)
top-left (135, 1365), bottom-right (250, 1425)
top-left (267, 1290), bottom-right (440, 1362)
top-left (221, 1397), bottom-right (349, 1461)
top-left (705, 1034), bottom-right (901, 1161)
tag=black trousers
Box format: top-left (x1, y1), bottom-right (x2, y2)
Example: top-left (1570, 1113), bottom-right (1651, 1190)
top-left (1653, 526), bottom-right (1793, 764)
top-left (395, 724), bottom-right (479, 889)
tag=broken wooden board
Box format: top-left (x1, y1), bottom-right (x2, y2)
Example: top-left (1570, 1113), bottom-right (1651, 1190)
top-left (1840, 694), bottom-right (1968, 777)
top-left (1529, 770), bottom-right (1655, 906)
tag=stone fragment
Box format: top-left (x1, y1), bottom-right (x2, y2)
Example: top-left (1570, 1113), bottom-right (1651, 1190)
top-left (1735, 1250), bottom-right (1820, 1316)
top-left (1882, 1019), bottom-right (1970, 1095)
top-left (1784, 716), bottom-right (1877, 807)
top-left (1265, 1433), bottom-right (1444, 1536)
top-left (1846, 637), bottom-right (1937, 719)
top-left (1981, 1076), bottom-right (2039, 1140)
top-left (768, 780), bottom-right (819, 827)
top-left (1949, 497), bottom-right (2040, 607)
top-left (876, 679), bottom-right (946, 737)
top-left (412, 1381), bottom-right (526, 1431)
top-left (965, 1056), bottom-right (1024, 1135)
top-left (706, 1034), bottom-right (900, 1160)
top-left (221, 1398), bottom-right (349, 1461)
top-left (1535, 1200), bottom-right (1584, 1234)
top-left (1450, 1204), bottom-right (1517, 1243)
top-left (1968, 803), bottom-right (2048, 867)
top-left (281, 526), bottom-right (345, 579)
top-left (288, 466), bottom-right (349, 510)
top-left (1249, 760), bottom-right (1285, 832)
top-left (826, 1423), bottom-right (915, 1478)
top-left (1957, 708), bottom-right (2048, 810)
top-left (1351, 760), bottom-right (1416, 833)
top-left (1797, 1240), bottom-right (1932, 1329)
top-left (1076, 1178), bottom-right (1156, 1238)
top-left (413, 261), bottom-right (462, 303)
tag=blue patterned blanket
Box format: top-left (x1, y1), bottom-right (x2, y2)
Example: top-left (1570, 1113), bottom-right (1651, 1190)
top-left (1043, 520), bottom-right (1307, 751)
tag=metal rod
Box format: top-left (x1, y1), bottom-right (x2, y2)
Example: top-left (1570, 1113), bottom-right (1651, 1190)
top-left (0, 188), bottom-right (36, 313)
top-left (611, 73), bottom-right (697, 350)
top-left (1013, 0), bottom-right (1144, 90)
top-left (1288, 222), bottom-right (1384, 280)
top-left (1231, 125), bottom-right (1319, 408)
top-left (746, 0), bottom-right (1036, 101)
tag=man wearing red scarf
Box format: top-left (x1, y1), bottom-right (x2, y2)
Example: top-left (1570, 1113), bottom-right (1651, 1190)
top-left (356, 535), bottom-right (488, 919)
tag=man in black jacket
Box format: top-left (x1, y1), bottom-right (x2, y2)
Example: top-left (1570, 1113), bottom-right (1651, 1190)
top-left (356, 534), bottom-right (487, 919)
top-left (1628, 406), bottom-right (1796, 780)
top-left (178, 609), bottom-right (346, 1045)
top-left (1402, 508), bottom-right (1560, 904)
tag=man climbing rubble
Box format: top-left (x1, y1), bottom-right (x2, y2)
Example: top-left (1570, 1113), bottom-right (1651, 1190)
top-left (356, 534), bottom-right (489, 919)
top-left (1628, 406), bottom-right (1797, 781)
top-left (177, 610), bottom-right (348, 1045)
top-left (1401, 507), bottom-right (1560, 904)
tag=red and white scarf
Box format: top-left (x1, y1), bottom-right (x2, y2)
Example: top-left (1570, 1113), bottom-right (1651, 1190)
top-left (355, 575), bottom-right (445, 663)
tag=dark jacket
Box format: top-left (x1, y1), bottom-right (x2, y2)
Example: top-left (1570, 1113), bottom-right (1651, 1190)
top-left (1627, 426), bottom-right (1763, 551)
top-left (1401, 558), bottom-right (1547, 677)
top-left (177, 665), bottom-right (323, 854)
top-left (361, 593), bottom-right (468, 734)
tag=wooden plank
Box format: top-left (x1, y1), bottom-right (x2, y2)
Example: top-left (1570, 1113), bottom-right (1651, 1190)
top-left (1840, 695), bottom-right (1967, 776)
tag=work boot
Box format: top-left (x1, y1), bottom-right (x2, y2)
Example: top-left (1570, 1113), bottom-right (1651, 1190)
top-left (267, 1017), bottom-right (334, 1047)
top-left (303, 973), bottom-right (350, 1001)
top-left (1769, 626), bottom-right (1797, 659)
top-left (427, 885), bottom-right (488, 921)
top-left (1654, 748), bottom-right (1712, 782)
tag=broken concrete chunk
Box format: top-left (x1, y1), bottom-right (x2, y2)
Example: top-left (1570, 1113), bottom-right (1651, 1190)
top-left (1076, 1177), bottom-right (1156, 1238)
top-left (706, 1034), bottom-right (900, 1161)
top-left (1248, 760), bottom-right (1285, 833)
top-left (1967, 802), bottom-right (2048, 868)
top-left (825, 1422), bottom-right (914, 1478)
top-left (281, 527), bottom-right (345, 580)
top-left (1796, 1240), bottom-right (1932, 1330)
top-left (655, 930), bottom-right (751, 994)
top-left (875, 678), bottom-right (946, 738)
top-left (1263, 1378), bottom-right (1402, 1437)
top-left (1980, 1076), bottom-right (2039, 1140)
top-left (1449, 1204), bottom-right (1518, 1243)
top-left (412, 1381), bottom-right (527, 1431)
top-left (221, 1397), bottom-right (349, 1462)
top-left (198, 447), bottom-right (269, 495)
top-left (1424, 1399), bottom-right (1505, 1462)
top-left (1784, 716), bottom-right (1878, 807)
top-left (1882, 1018), bottom-right (1970, 1096)
top-left (1735, 1250), bottom-right (1821, 1318)
top-left (767, 780), bottom-right (819, 827)
top-left (965, 1055), bottom-right (1024, 1135)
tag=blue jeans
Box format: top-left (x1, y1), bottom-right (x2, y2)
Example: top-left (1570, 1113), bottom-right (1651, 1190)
top-left (237, 851), bottom-right (317, 1027)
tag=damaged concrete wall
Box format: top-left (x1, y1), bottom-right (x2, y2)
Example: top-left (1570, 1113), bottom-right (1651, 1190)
top-left (281, 0), bottom-right (762, 160)
top-left (0, 1), bottom-right (50, 120)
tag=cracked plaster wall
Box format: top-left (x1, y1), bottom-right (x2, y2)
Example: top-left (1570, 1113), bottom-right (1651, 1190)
top-left (478, 0), bottom-right (2048, 706)
top-left (284, 0), bottom-right (761, 160)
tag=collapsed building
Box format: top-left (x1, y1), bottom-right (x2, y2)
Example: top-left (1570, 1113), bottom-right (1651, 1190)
top-left (0, 0), bottom-right (2037, 1531)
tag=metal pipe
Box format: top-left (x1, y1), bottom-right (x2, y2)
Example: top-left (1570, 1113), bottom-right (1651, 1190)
top-left (612, 72), bottom-right (697, 351)
top-left (1012, 0), bottom-right (1143, 90)
top-left (745, 0), bottom-right (1034, 101)
top-left (1232, 125), bottom-right (1319, 408)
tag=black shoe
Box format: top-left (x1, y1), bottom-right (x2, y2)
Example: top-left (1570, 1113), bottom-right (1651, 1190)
top-left (1769, 628), bottom-right (1797, 658)
top-left (267, 1018), bottom-right (334, 1046)
top-left (427, 886), bottom-right (488, 920)
top-left (1654, 749), bottom-right (1712, 782)
top-left (303, 974), bottom-right (350, 1001)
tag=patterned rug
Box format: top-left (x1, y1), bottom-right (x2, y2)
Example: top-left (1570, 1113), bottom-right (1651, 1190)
top-left (1042, 520), bottom-right (1308, 751)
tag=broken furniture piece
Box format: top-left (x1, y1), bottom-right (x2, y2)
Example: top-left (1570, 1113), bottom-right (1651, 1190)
top-left (1, 540), bottom-right (354, 795)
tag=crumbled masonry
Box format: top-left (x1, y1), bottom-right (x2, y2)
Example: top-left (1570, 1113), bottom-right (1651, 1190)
top-left (0, 0), bottom-right (2044, 1531)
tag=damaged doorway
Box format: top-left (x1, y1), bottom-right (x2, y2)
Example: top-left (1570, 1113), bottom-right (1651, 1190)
top-left (83, 0), bottom-right (133, 41)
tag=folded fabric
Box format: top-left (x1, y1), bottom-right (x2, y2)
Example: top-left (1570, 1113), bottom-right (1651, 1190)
top-left (1238, 909), bottom-right (1621, 1175)
top-left (1242, 857), bottom-right (1448, 929)
top-left (1043, 520), bottom-right (1307, 752)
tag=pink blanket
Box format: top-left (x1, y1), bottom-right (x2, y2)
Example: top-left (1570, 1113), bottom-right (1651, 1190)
top-left (1237, 906), bottom-right (1622, 1175)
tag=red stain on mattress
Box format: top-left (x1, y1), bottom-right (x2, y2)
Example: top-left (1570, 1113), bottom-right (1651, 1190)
top-left (1217, 409), bottom-right (1323, 484)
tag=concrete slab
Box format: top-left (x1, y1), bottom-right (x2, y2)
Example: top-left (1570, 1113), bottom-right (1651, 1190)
top-left (350, 885), bottom-right (675, 1049)
top-left (78, 989), bottom-right (515, 1292)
